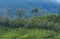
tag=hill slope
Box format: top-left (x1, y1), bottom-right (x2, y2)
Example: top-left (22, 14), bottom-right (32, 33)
top-left (0, 15), bottom-right (60, 39)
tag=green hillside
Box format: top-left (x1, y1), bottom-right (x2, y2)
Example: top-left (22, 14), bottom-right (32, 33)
top-left (0, 14), bottom-right (60, 39)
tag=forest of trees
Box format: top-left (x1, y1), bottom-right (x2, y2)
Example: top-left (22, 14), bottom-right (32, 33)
top-left (0, 7), bottom-right (60, 32)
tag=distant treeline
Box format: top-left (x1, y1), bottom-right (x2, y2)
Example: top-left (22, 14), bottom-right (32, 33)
top-left (0, 7), bottom-right (58, 18)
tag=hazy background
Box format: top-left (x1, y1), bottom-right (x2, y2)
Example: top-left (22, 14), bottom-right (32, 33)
top-left (0, 0), bottom-right (59, 18)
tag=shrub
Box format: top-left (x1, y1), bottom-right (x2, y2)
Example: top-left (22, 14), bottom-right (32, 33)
top-left (0, 16), bottom-right (10, 27)
top-left (11, 18), bottom-right (25, 28)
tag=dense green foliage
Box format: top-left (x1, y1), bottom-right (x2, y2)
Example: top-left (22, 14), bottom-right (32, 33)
top-left (0, 14), bottom-right (60, 39)
top-left (0, 15), bottom-right (60, 31)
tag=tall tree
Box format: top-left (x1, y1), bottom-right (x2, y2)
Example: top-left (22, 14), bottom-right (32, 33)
top-left (31, 8), bottom-right (38, 17)
top-left (7, 8), bottom-right (11, 17)
top-left (0, 8), bottom-right (10, 26)
top-left (16, 8), bottom-right (25, 18)
top-left (58, 4), bottom-right (60, 14)
top-left (1, 8), bottom-right (6, 16)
